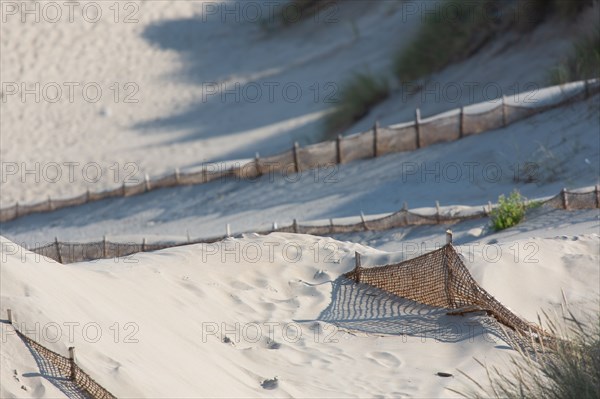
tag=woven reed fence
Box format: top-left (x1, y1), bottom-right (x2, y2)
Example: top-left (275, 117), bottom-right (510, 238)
top-left (6, 310), bottom-right (117, 399)
top-left (2, 79), bottom-right (598, 223)
top-left (344, 236), bottom-right (550, 344)
top-left (26, 186), bottom-right (600, 264)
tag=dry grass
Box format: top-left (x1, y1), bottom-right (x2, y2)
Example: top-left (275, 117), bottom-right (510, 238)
top-left (450, 306), bottom-right (600, 399)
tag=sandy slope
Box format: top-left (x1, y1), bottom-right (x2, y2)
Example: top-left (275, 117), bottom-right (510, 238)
top-left (2, 95), bottom-right (598, 247)
top-left (1, 0), bottom-right (591, 206)
top-left (1, 213), bottom-right (599, 398)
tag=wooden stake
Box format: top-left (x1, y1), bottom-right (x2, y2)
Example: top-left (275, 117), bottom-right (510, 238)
top-left (502, 96), bottom-right (507, 126)
top-left (255, 152), bottom-right (263, 176)
top-left (360, 211), bottom-right (368, 230)
top-left (68, 347), bottom-right (76, 379)
top-left (55, 237), bottom-right (63, 264)
top-left (459, 106), bottom-right (465, 138)
top-left (293, 142), bottom-right (300, 173)
top-left (373, 120), bottom-right (379, 157)
top-left (354, 251), bottom-right (362, 283)
top-left (415, 108), bottom-right (421, 148)
top-left (336, 135), bottom-right (343, 164)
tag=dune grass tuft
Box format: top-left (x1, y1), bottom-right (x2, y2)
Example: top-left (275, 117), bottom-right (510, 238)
top-left (323, 72), bottom-right (389, 138)
top-left (450, 308), bottom-right (600, 399)
top-left (549, 29), bottom-right (600, 84)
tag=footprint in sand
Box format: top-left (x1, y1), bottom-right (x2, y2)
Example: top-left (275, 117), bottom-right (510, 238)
top-left (367, 351), bottom-right (401, 368)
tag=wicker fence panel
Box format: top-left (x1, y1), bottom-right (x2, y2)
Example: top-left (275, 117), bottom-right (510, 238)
top-left (419, 113), bottom-right (461, 148)
top-left (0, 205), bottom-right (18, 222)
top-left (50, 192), bottom-right (89, 209)
top-left (462, 103), bottom-right (504, 136)
top-left (344, 245), bottom-right (548, 342)
top-left (341, 130), bottom-right (375, 163)
top-left (261, 150), bottom-right (295, 174)
top-left (14, 329), bottom-right (116, 398)
top-left (28, 187), bottom-right (599, 264)
top-left (123, 181), bottom-right (147, 197)
top-left (1, 80), bottom-right (596, 223)
top-left (298, 141), bottom-right (338, 170)
top-left (376, 124), bottom-right (418, 155)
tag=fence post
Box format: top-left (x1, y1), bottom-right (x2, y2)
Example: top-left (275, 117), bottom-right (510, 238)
top-left (502, 95), bottom-right (507, 126)
top-left (336, 135), bottom-right (343, 164)
top-left (459, 106), bottom-right (465, 138)
top-left (293, 142), bottom-right (300, 173)
top-left (293, 219), bottom-right (298, 233)
top-left (54, 237), bottom-right (63, 264)
top-left (103, 235), bottom-right (107, 258)
top-left (354, 251), bottom-right (362, 283)
top-left (562, 188), bottom-right (569, 210)
top-left (373, 120), bottom-right (379, 158)
top-left (415, 108), bottom-right (421, 148)
top-left (446, 229), bottom-right (453, 245)
top-left (595, 185), bottom-right (600, 208)
top-left (255, 152), bottom-right (263, 177)
top-left (360, 211), bottom-right (368, 230)
top-left (68, 347), bottom-right (76, 380)
top-left (435, 201), bottom-right (441, 224)
top-left (7, 309), bottom-right (12, 325)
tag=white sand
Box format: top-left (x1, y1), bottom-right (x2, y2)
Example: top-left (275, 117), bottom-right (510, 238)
top-left (1, 218), bottom-right (598, 397)
top-left (1, 0), bottom-right (591, 206)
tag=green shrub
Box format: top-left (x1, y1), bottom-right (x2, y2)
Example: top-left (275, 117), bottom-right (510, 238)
top-left (324, 72), bottom-right (389, 138)
top-left (451, 309), bottom-right (600, 399)
top-left (490, 190), bottom-right (531, 231)
top-left (549, 29), bottom-right (600, 84)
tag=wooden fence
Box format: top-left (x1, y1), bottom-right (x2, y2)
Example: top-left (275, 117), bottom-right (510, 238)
top-left (5, 309), bottom-right (117, 399)
top-left (1, 79), bottom-right (598, 224)
top-left (25, 186), bottom-right (600, 264)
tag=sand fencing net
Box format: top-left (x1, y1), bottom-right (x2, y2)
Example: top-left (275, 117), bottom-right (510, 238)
top-left (2, 79), bottom-right (598, 223)
top-left (7, 318), bottom-right (117, 399)
top-left (344, 244), bottom-right (548, 344)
